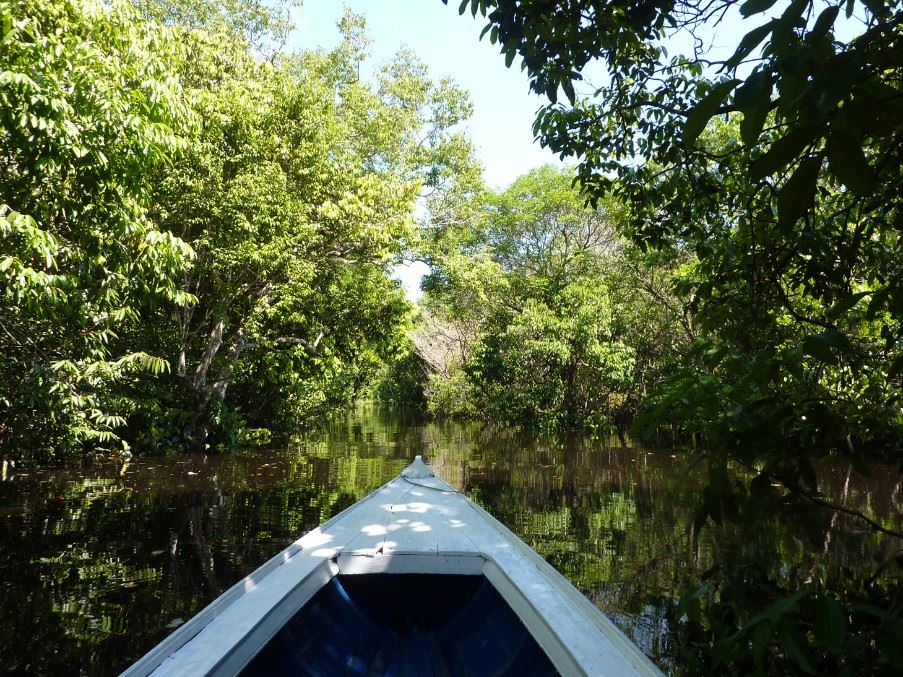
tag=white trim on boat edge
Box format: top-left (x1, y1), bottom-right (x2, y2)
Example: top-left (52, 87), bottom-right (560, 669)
top-left (123, 456), bottom-right (663, 677)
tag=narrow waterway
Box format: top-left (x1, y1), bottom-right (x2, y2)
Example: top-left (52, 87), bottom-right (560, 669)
top-left (0, 406), bottom-right (900, 674)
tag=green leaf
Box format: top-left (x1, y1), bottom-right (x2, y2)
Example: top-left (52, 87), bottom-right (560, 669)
top-left (683, 79), bottom-right (739, 146)
top-left (736, 72), bottom-right (773, 145)
top-left (851, 603), bottom-right (898, 621)
top-left (802, 329), bottom-right (851, 363)
top-left (726, 22), bottom-right (773, 69)
top-left (815, 595), bottom-right (846, 654)
top-left (888, 354), bottom-right (903, 379)
top-left (815, 328), bottom-right (852, 351)
top-left (740, 0), bottom-right (780, 17)
top-left (562, 80), bottom-right (576, 105)
top-left (777, 155), bottom-right (821, 230)
top-left (826, 131), bottom-right (877, 196)
top-left (802, 337), bottom-right (836, 363)
top-left (862, 0), bottom-right (890, 18)
top-left (750, 126), bottom-right (819, 180)
top-left (752, 621), bottom-right (771, 672)
top-left (676, 584), bottom-right (708, 622)
top-left (826, 291), bottom-right (872, 319)
top-left (809, 6), bottom-right (840, 42)
top-left (735, 70), bottom-right (769, 110)
top-left (866, 287), bottom-right (890, 317)
top-left (878, 620), bottom-right (903, 667)
top-left (778, 618), bottom-right (817, 674)
top-left (778, 0), bottom-right (809, 25)
top-left (746, 589), bottom-right (810, 629)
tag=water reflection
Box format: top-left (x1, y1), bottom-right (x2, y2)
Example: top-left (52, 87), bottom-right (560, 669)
top-left (0, 405), bottom-right (900, 675)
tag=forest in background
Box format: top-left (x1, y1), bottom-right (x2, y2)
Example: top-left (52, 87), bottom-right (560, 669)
top-left (383, 164), bottom-right (694, 438)
top-left (2, 0), bottom-right (903, 673)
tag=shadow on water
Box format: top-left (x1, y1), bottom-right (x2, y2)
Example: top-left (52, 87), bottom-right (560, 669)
top-left (0, 404), bottom-right (900, 674)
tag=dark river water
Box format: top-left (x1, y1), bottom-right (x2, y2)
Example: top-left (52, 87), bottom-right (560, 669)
top-left (1, 406), bottom-right (900, 675)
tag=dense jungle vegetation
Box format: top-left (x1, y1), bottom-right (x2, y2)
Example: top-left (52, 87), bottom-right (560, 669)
top-left (396, 164), bottom-right (692, 435)
top-left (1, 0), bottom-right (478, 456)
top-left (2, 0), bottom-right (903, 673)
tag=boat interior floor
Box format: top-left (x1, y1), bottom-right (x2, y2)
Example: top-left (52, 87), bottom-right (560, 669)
top-left (240, 573), bottom-right (559, 676)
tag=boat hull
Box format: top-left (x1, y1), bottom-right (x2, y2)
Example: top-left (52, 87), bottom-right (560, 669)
top-left (123, 457), bottom-right (662, 676)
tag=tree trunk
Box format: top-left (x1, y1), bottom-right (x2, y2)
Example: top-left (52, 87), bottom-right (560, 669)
top-left (183, 319), bottom-right (238, 448)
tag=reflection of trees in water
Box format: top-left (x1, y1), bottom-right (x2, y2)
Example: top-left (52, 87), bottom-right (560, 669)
top-left (0, 406), bottom-right (899, 673)
top-left (423, 421), bottom-right (902, 669)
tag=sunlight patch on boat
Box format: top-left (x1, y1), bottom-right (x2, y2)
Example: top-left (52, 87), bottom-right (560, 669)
top-left (386, 501), bottom-right (431, 514)
top-left (299, 529), bottom-right (332, 549)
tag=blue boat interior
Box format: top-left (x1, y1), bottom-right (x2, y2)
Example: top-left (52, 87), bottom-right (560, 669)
top-left (240, 573), bottom-right (559, 676)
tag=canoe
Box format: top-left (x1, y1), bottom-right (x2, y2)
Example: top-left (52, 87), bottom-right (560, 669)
top-left (124, 456), bottom-right (662, 676)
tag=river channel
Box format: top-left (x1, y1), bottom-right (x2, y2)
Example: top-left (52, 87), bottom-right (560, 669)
top-left (1, 405), bottom-right (900, 674)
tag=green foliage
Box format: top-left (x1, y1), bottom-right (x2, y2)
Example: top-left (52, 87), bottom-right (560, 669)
top-left (370, 338), bottom-right (430, 411)
top-left (451, 0), bottom-right (903, 456)
top-left (1, 1), bottom-right (478, 456)
top-left (119, 7), bottom-right (477, 450)
top-left (421, 165), bottom-right (689, 431)
top-left (0, 0), bottom-right (195, 457)
top-left (424, 369), bottom-right (478, 418)
top-left (132, 0), bottom-right (301, 52)
top-left (467, 289), bottom-right (636, 429)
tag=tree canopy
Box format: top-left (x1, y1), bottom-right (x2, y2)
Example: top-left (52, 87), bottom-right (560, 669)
top-left (444, 0), bottom-right (903, 459)
top-left (443, 0), bottom-right (903, 496)
top-left (1, 0), bottom-right (195, 454)
top-left (0, 0), bottom-right (477, 456)
top-left (130, 9), bottom-right (475, 451)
